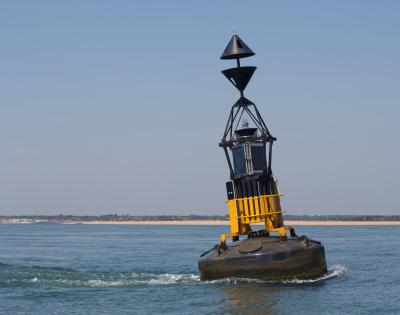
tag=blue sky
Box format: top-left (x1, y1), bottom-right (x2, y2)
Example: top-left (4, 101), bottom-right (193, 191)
top-left (0, 1), bottom-right (399, 215)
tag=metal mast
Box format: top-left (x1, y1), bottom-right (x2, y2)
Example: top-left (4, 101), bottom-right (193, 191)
top-left (219, 33), bottom-right (286, 245)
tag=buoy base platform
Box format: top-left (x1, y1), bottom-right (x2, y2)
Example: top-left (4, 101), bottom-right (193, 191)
top-left (198, 235), bottom-right (327, 281)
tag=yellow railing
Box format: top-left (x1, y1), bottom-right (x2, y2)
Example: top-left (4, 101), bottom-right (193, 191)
top-left (227, 193), bottom-right (285, 236)
top-left (234, 194), bottom-right (284, 224)
top-left (220, 180), bottom-right (289, 243)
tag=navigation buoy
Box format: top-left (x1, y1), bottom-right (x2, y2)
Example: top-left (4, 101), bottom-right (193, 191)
top-left (198, 34), bottom-right (327, 281)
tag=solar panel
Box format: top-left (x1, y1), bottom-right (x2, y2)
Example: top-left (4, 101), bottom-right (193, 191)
top-left (232, 146), bottom-right (246, 176)
top-left (251, 145), bottom-right (265, 171)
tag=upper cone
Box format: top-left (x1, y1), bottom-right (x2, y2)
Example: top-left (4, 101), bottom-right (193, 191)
top-left (220, 34), bottom-right (255, 60)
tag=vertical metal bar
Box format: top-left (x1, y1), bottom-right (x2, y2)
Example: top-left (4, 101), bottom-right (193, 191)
top-left (223, 147), bottom-right (234, 179)
top-left (263, 142), bottom-right (268, 173)
top-left (243, 106), bottom-right (264, 132)
top-left (253, 181), bottom-right (261, 221)
top-left (247, 181), bottom-right (254, 223)
top-left (226, 105), bottom-right (242, 141)
top-left (233, 106), bottom-right (245, 132)
top-left (242, 181), bottom-right (249, 224)
top-left (252, 104), bottom-right (271, 136)
top-left (268, 142), bottom-right (273, 175)
top-left (230, 106), bottom-right (234, 140)
top-left (223, 107), bottom-right (234, 140)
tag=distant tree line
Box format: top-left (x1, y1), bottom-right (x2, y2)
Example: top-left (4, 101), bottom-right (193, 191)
top-left (284, 214), bottom-right (400, 221)
top-left (0, 214), bottom-right (229, 222)
top-left (1, 214), bottom-right (400, 222)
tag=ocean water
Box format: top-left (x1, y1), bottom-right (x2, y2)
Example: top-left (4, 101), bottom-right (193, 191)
top-left (0, 224), bottom-right (399, 314)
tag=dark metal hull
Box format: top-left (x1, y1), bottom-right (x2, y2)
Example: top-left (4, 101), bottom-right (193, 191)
top-left (198, 236), bottom-right (327, 281)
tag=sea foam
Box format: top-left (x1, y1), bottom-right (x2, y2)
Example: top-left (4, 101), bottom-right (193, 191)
top-left (1, 264), bottom-right (345, 288)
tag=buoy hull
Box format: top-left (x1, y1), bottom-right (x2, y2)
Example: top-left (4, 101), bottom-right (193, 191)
top-left (198, 236), bottom-right (327, 281)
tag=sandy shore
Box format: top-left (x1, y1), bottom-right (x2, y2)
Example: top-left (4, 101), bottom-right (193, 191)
top-left (73, 220), bottom-right (400, 226)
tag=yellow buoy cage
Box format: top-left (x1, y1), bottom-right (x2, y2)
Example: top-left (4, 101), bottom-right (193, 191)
top-left (221, 194), bottom-right (287, 243)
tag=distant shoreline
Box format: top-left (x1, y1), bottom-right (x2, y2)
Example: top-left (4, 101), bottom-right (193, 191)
top-left (66, 220), bottom-right (400, 226)
top-left (2, 220), bottom-right (400, 226)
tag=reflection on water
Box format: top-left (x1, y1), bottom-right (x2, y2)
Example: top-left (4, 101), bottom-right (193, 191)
top-left (216, 266), bottom-right (344, 314)
top-left (220, 283), bottom-right (283, 315)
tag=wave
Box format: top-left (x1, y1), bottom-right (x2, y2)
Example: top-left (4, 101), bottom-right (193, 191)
top-left (284, 264), bottom-right (346, 284)
top-left (207, 264), bottom-right (346, 285)
top-left (0, 263), bottom-right (345, 288)
top-left (0, 263), bottom-right (201, 288)
top-left (50, 273), bottom-right (202, 287)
